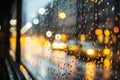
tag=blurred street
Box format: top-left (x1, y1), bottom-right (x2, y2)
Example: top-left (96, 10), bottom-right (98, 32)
top-left (11, 35), bottom-right (119, 80)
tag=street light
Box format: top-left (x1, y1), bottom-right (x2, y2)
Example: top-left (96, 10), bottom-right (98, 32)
top-left (58, 12), bottom-right (67, 19)
top-left (39, 8), bottom-right (46, 15)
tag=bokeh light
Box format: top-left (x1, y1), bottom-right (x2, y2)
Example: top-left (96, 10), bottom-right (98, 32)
top-left (46, 31), bottom-right (52, 38)
top-left (103, 48), bottom-right (111, 55)
top-left (55, 34), bottom-right (61, 40)
top-left (104, 29), bottom-right (110, 36)
top-left (33, 18), bottom-right (39, 25)
top-left (39, 8), bottom-right (46, 15)
top-left (86, 49), bottom-right (96, 57)
top-left (95, 28), bottom-right (103, 36)
top-left (58, 12), bottom-right (67, 19)
top-left (113, 26), bottom-right (119, 33)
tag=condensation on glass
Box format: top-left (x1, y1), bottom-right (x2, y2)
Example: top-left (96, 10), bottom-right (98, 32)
top-left (21, 0), bottom-right (120, 80)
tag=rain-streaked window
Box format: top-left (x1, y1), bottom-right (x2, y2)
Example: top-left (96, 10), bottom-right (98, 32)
top-left (20, 0), bottom-right (120, 80)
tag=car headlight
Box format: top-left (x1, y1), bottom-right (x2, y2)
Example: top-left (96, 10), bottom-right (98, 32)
top-left (86, 49), bottom-right (96, 57)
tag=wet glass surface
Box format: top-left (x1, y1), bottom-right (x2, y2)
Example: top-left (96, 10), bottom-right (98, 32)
top-left (20, 0), bottom-right (120, 80)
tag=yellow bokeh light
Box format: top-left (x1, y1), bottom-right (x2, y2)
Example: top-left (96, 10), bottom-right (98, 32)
top-left (45, 41), bottom-right (51, 47)
top-left (104, 36), bottom-right (110, 44)
top-left (20, 37), bottom-right (25, 44)
top-left (103, 58), bottom-right (111, 78)
top-left (35, 39), bottom-right (41, 44)
top-left (80, 34), bottom-right (86, 42)
top-left (97, 35), bottom-right (103, 43)
top-left (10, 37), bottom-right (16, 44)
top-left (85, 62), bottom-right (95, 80)
top-left (20, 65), bottom-right (26, 72)
top-left (112, 35), bottom-right (117, 43)
top-left (61, 34), bottom-right (67, 42)
top-left (104, 59), bottom-right (111, 68)
top-left (86, 76), bottom-right (94, 80)
top-left (104, 29), bottom-right (110, 36)
top-left (52, 42), bottom-right (67, 50)
top-left (58, 12), bottom-right (67, 19)
top-left (68, 45), bottom-right (77, 51)
top-left (103, 48), bottom-right (111, 55)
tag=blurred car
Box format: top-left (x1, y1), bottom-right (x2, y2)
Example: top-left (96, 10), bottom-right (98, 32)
top-left (67, 40), bottom-right (78, 51)
top-left (67, 40), bottom-right (83, 58)
top-left (79, 41), bottom-right (111, 59)
top-left (52, 40), bottom-right (67, 51)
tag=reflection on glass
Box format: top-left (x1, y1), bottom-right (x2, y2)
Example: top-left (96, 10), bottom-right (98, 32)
top-left (103, 58), bottom-right (111, 79)
top-left (85, 62), bottom-right (95, 80)
top-left (21, 0), bottom-right (120, 80)
top-left (9, 2), bottom-right (17, 61)
top-left (9, 36), bottom-right (16, 61)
